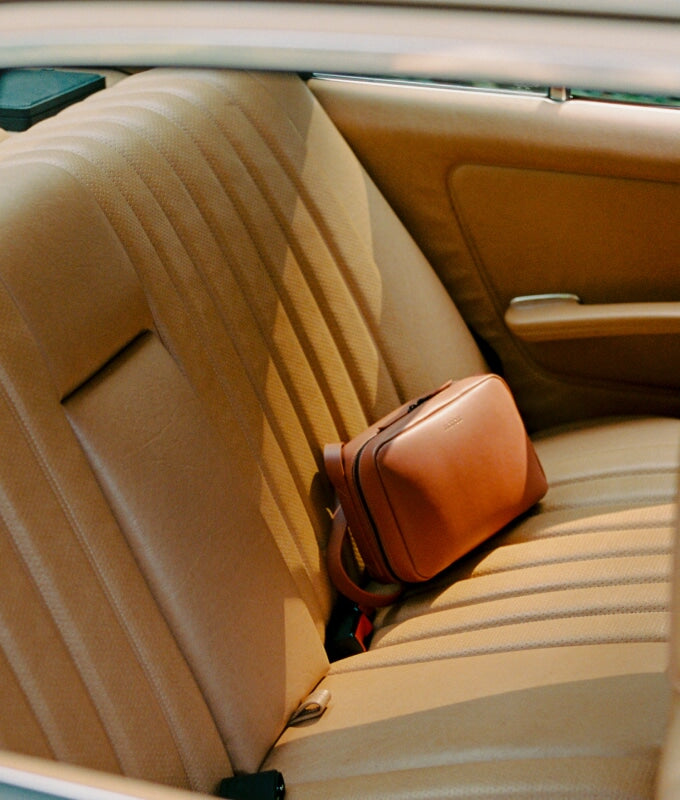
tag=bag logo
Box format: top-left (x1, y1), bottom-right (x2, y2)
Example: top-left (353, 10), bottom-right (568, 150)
top-left (444, 416), bottom-right (463, 431)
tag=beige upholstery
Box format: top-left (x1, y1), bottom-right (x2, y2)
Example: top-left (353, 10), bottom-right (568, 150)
top-left (657, 472), bottom-right (680, 800)
top-left (0, 68), bottom-right (677, 798)
top-left (0, 68), bottom-right (487, 635)
top-left (0, 172), bottom-right (231, 791)
top-left (268, 643), bottom-right (669, 798)
top-left (368, 417), bottom-right (677, 662)
top-left (0, 160), bottom-right (327, 781)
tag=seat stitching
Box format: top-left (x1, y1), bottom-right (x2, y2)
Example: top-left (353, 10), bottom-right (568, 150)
top-left (466, 544), bottom-right (672, 578)
top-left (291, 753), bottom-right (657, 789)
top-left (50, 87), bottom-right (376, 442)
top-left (156, 74), bottom-right (405, 413)
top-left (0, 523), bottom-right (69, 762)
top-left (402, 572), bottom-right (670, 610)
top-left (373, 599), bottom-right (670, 646)
top-left (0, 138), bottom-right (332, 625)
top-left (0, 634), bottom-right (59, 760)
top-left (541, 494), bottom-right (674, 512)
top-left (332, 625), bottom-right (669, 672)
top-left (105, 111), bottom-right (330, 514)
top-left (54, 123), bottom-right (332, 610)
top-left (549, 466), bottom-right (677, 488)
top-left (149, 88), bottom-right (377, 437)
top-left (0, 90), bottom-right (393, 614)
top-left (123, 103), bottom-right (349, 468)
top-left (0, 220), bottom-right (204, 789)
top-left (0, 382), bottom-right (128, 773)
top-left (499, 520), bottom-right (674, 543)
top-left (29, 110), bottom-right (340, 606)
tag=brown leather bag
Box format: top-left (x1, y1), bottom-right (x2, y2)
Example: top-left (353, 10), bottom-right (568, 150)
top-left (325, 375), bottom-right (548, 606)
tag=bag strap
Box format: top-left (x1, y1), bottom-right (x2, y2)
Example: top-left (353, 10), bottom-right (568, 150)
top-left (324, 442), bottom-right (372, 542)
top-left (327, 505), bottom-right (402, 608)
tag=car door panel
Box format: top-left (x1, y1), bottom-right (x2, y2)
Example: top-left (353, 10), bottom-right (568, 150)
top-left (310, 77), bottom-right (680, 430)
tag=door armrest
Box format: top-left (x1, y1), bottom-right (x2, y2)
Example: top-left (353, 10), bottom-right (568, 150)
top-left (505, 295), bottom-right (680, 341)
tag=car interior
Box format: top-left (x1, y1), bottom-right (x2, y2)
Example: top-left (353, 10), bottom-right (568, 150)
top-left (0, 50), bottom-right (679, 800)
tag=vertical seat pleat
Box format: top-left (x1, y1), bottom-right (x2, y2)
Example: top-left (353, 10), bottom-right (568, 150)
top-left (0, 639), bottom-right (56, 761)
top-left (0, 256), bottom-right (231, 792)
top-left (0, 70), bottom-right (489, 633)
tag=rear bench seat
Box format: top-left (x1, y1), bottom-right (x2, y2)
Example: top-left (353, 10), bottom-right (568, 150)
top-left (0, 68), bottom-right (677, 798)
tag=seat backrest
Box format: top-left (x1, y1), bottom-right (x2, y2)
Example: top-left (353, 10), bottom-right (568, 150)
top-left (0, 69), bottom-right (488, 631)
top-left (0, 159), bottom-right (328, 786)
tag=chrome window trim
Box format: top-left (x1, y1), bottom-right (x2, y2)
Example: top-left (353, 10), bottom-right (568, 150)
top-left (312, 73), bottom-right (547, 98)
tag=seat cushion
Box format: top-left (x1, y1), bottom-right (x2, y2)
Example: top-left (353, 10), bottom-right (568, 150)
top-left (266, 642), bottom-right (669, 799)
top-left (368, 417), bottom-right (678, 663)
top-left (267, 417), bottom-right (679, 797)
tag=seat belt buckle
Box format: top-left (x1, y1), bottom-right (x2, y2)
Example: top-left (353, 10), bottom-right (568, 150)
top-left (217, 770), bottom-right (285, 800)
top-left (325, 598), bottom-right (374, 661)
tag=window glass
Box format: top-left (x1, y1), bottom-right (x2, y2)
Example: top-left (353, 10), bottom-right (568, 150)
top-left (315, 75), bottom-right (680, 108)
top-left (571, 88), bottom-right (680, 107)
